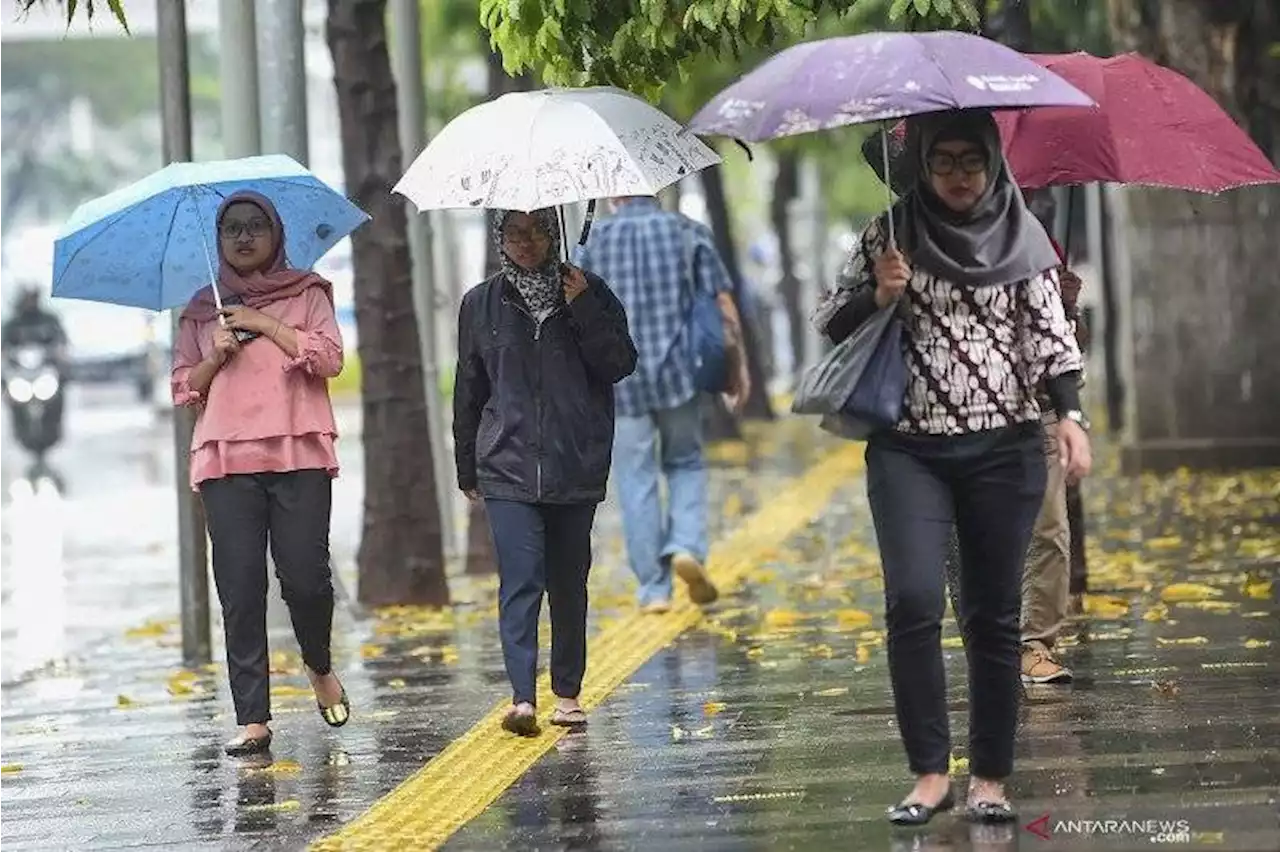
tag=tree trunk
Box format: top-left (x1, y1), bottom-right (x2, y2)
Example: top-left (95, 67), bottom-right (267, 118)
top-left (327, 0), bottom-right (449, 606)
top-left (1105, 0), bottom-right (1280, 470)
top-left (770, 150), bottom-right (805, 382)
top-left (700, 162), bottom-right (775, 423)
top-left (464, 46), bottom-right (536, 577)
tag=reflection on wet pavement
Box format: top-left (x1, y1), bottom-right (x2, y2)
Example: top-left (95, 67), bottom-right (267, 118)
top-left (445, 454), bottom-right (1279, 852)
top-left (1, 392), bottom-right (1277, 851)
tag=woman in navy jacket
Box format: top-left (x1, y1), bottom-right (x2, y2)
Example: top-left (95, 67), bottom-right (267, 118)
top-left (454, 208), bottom-right (638, 735)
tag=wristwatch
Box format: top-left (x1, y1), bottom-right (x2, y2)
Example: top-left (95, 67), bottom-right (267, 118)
top-left (1062, 409), bottom-right (1091, 431)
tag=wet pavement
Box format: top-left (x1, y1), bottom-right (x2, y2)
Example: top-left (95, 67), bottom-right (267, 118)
top-left (1, 391), bottom-right (1277, 851)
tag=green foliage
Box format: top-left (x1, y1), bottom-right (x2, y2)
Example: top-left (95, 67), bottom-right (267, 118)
top-left (14, 0), bottom-right (130, 33)
top-left (481, 0), bottom-right (982, 101)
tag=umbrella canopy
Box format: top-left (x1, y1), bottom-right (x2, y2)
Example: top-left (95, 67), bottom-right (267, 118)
top-left (394, 87), bottom-right (721, 213)
top-left (53, 154), bottom-right (369, 311)
top-left (994, 52), bottom-right (1280, 192)
top-left (688, 30), bottom-right (1094, 143)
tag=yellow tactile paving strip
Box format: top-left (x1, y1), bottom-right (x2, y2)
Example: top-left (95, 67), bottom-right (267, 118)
top-left (310, 441), bottom-right (866, 852)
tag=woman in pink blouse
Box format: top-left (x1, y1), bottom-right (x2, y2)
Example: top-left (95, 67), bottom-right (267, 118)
top-left (172, 190), bottom-right (350, 756)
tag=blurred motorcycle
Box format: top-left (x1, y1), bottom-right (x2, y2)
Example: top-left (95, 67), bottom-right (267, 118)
top-left (4, 343), bottom-right (65, 460)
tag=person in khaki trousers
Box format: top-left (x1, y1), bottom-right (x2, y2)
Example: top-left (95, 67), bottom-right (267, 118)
top-left (1020, 262), bottom-right (1086, 684)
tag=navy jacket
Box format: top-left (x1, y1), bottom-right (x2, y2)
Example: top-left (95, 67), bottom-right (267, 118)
top-left (453, 271), bottom-right (638, 505)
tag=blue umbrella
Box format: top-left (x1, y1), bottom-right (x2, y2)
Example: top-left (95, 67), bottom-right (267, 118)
top-left (52, 154), bottom-right (369, 311)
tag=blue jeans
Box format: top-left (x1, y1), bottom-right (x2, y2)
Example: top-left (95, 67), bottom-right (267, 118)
top-left (611, 398), bottom-right (708, 605)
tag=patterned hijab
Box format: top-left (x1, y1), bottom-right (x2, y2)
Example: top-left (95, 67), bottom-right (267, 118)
top-left (490, 208), bottom-right (564, 318)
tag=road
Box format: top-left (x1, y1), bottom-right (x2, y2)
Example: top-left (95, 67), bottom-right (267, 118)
top-left (0, 382), bottom-right (365, 684)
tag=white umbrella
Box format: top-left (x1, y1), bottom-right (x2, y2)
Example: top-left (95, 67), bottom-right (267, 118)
top-left (393, 87), bottom-right (721, 213)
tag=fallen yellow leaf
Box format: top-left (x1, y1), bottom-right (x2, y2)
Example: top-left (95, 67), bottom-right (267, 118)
top-left (116, 694), bottom-right (137, 708)
top-left (387, 678), bottom-right (406, 689)
top-left (1242, 579), bottom-right (1272, 600)
top-left (360, 644), bottom-right (386, 659)
top-left (124, 619), bottom-right (175, 640)
top-left (855, 645), bottom-right (871, 664)
top-left (1243, 639), bottom-right (1272, 649)
top-left (763, 609), bottom-right (803, 629)
top-left (949, 754), bottom-right (970, 773)
top-left (242, 799), bottom-right (301, 813)
top-left (1143, 604), bottom-right (1169, 622)
top-left (703, 701), bottom-right (727, 716)
top-left (941, 636), bottom-right (965, 649)
top-left (1083, 594), bottom-right (1130, 619)
top-left (270, 685), bottom-right (313, 698)
top-left (1155, 636), bottom-right (1210, 646)
top-left (1146, 536), bottom-right (1183, 550)
top-left (746, 647), bottom-right (765, 659)
top-left (809, 644), bottom-right (835, 659)
top-left (835, 609), bottom-right (874, 631)
top-left (814, 687), bottom-right (849, 697)
top-left (692, 725), bottom-right (715, 739)
top-left (1, 764), bottom-right (22, 774)
top-left (1160, 583), bottom-right (1223, 603)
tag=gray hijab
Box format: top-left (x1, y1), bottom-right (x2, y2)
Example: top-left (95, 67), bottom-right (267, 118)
top-left (899, 110), bottom-right (1060, 288)
top-left (490, 208), bottom-right (564, 317)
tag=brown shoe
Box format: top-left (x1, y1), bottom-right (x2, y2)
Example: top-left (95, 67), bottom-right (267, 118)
top-left (1021, 645), bottom-right (1073, 684)
top-left (672, 553), bottom-right (718, 605)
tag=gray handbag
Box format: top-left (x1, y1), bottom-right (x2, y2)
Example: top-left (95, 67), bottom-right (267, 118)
top-left (791, 302), bottom-right (903, 441)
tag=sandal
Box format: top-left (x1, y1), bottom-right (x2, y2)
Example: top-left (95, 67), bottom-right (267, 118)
top-left (224, 729), bottom-right (273, 757)
top-left (550, 707), bottom-right (588, 728)
top-left (965, 800), bottom-right (1017, 824)
top-left (501, 708), bottom-right (540, 738)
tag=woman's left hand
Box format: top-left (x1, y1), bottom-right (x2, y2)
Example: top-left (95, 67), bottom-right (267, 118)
top-left (1057, 419), bottom-right (1093, 484)
top-left (562, 265), bottom-right (588, 303)
top-left (220, 305), bottom-right (271, 334)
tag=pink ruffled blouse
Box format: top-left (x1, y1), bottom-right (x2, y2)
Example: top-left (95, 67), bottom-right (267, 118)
top-left (171, 287), bottom-right (344, 491)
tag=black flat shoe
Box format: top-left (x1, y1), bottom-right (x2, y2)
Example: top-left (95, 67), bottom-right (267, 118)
top-left (965, 800), bottom-right (1017, 823)
top-left (887, 788), bottom-right (956, 826)
top-left (318, 690), bottom-right (351, 728)
top-left (224, 730), bottom-right (272, 756)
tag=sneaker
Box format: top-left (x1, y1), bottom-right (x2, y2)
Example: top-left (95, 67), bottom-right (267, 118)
top-left (642, 600), bottom-right (672, 614)
top-left (1021, 645), bottom-right (1073, 684)
top-left (672, 552), bottom-right (718, 605)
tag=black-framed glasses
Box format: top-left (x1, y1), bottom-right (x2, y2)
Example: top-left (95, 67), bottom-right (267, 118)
top-left (927, 151), bottom-right (988, 177)
top-left (501, 226), bottom-right (552, 246)
top-left (219, 219), bottom-right (272, 240)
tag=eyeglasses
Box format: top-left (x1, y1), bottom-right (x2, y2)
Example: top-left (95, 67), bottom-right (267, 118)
top-left (927, 151), bottom-right (988, 177)
top-left (219, 219), bottom-right (272, 240)
top-left (502, 226), bottom-right (552, 246)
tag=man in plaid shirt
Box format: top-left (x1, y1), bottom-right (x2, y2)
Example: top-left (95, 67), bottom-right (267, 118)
top-left (575, 196), bottom-right (750, 612)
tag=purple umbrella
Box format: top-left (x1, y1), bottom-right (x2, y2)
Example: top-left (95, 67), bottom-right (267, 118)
top-left (689, 31), bottom-right (1095, 142)
top-left (689, 31), bottom-right (1093, 244)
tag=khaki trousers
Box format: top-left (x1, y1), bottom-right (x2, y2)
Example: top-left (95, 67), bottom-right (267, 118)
top-left (1021, 418), bottom-right (1070, 650)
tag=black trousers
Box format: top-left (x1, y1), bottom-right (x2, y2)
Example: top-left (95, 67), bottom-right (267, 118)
top-left (201, 469), bottom-right (335, 725)
top-left (485, 499), bottom-right (597, 707)
top-left (866, 422), bottom-right (1046, 780)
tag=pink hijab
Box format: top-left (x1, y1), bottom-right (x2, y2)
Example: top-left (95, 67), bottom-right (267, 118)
top-left (181, 190), bottom-right (331, 323)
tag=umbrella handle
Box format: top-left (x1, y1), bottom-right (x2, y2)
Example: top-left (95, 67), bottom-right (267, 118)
top-left (196, 198), bottom-right (227, 326)
top-left (881, 123), bottom-right (896, 249)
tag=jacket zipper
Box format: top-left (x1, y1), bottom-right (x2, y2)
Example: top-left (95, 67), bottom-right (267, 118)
top-left (507, 299), bottom-right (558, 502)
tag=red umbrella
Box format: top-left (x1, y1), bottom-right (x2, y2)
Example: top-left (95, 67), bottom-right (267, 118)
top-left (995, 51), bottom-right (1280, 193)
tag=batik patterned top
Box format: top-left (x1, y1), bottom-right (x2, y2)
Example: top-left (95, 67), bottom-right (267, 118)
top-left (812, 216), bottom-right (1082, 436)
